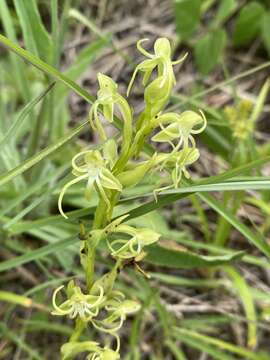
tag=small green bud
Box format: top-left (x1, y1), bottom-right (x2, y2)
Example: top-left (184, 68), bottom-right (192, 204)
top-left (117, 155), bottom-right (156, 187)
top-left (61, 341), bottom-right (100, 360)
top-left (103, 139), bottom-right (118, 168)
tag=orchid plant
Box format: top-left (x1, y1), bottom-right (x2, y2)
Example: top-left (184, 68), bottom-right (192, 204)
top-left (53, 37), bottom-right (206, 359)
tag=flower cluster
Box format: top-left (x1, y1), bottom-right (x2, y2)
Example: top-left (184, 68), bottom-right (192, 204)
top-left (53, 270), bottom-right (140, 358)
top-left (224, 99), bottom-right (253, 140)
top-left (53, 37), bottom-right (206, 358)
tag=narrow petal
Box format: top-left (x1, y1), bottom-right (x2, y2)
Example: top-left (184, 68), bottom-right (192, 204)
top-left (52, 285), bottom-right (71, 315)
top-left (58, 174), bottom-right (88, 218)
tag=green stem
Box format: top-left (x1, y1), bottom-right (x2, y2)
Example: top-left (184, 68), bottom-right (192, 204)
top-left (69, 99), bottom-right (161, 345)
top-left (86, 245), bottom-right (96, 291)
top-left (69, 319), bottom-right (86, 342)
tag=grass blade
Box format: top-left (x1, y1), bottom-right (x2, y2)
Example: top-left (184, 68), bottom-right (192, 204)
top-left (145, 245), bottom-right (244, 268)
top-left (199, 193), bottom-right (270, 258)
top-left (0, 323), bottom-right (45, 360)
top-left (224, 266), bottom-right (257, 349)
top-left (0, 237), bottom-right (76, 273)
top-left (0, 0), bottom-right (30, 100)
top-left (0, 120), bottom-right (87, 188)
top-left (173, 328), bottom-right (260, 360)
top-left (0, 34), bottom-right (94, 103)
top-left (0, 83), bottom-right (55, 150)
top-left (0, 291), bottom-right (32, 307)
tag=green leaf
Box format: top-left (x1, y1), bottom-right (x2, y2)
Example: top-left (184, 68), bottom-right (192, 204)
top-left (216, 0), bottom-right (237, 24)
top-left (224, 267), bottom-right (257, 349)
top-left (0, 237), bottom-right (76, 273)
top-left (0, 291), bottom-right (32, 307)
top-left (151, 273), bottom-right (228, 288)
top-left (199, 193), bottom-right (270, 258)
top-left (173, 330), bottom-right (235, 360)
top-left (14, 0), bottom-right (52, 61)
top-left (233, 2), bottom-right (264, 47)
top-left (174, 327), bottom-right (259, 360)
top-left (261, 12), bottom-right (270, 57)
top-left (127, 179), bottom-right (270, 199)
top-left (0, 323), bottom-right (45, 360)
top-left (145, 245), bottom-right (244, 268)
top-left (174, 0), bottom-right (201, 40)
top-left (14, 0), bottom-right (38, 56)
top-left (0, 83), bottom-right (55, 151)
top-left (0, 120), bottom-right (87, 188)
top-left (56, 38), bottom-right (108, 101)
top-left (119, 156), bottom-right (270, 220)
top-left (0, 34), bottom-right (94, 103)
top-left (195, 29), bottom-right (227, 74)
top-left (0, 0), bottom-right (30, 100)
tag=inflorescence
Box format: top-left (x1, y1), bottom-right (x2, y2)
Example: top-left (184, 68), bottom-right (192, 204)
top-left (52, 37), bottom-right (206, 359)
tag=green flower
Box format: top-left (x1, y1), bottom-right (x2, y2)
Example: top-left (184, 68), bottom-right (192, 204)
top-left (107, 224), bottom-right (160, 259)
top-left (224, 100), bottom-right (253, 140)
top-left (58, 149), bottom-right (122, 219)
top-left (127, 38), bottom-right (187, 96)
top-left (89, 73), bottom-right (132, 153)
top-left (127, 38), bottom-right (187, 116)
top-left (152, 110), bottom-right (206, 150)
top-left (52, 282), bottom-right (104, 321)
top-left (153, 147), bottom-right (200, 198)
top-left (92, 298), bottom-right (141, 334)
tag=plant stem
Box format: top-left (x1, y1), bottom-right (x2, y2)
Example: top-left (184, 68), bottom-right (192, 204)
top-left (69, 319), bottom-right (86, 342)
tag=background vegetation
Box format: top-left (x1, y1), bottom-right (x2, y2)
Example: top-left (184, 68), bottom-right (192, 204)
top-left (0, 0), bottom-right (270, 359)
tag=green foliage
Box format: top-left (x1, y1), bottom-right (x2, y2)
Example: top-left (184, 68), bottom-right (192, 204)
top-left (174, 0), bottom-right (270, 74)
top-left (261, 12), bottom-right (270, 56)
top-left (233, 1), bottom-right (264, 46)
top-left (195, 29), bottom-right (227, 75)
top-left (215, 0), bottom-right (237, 23)
top-left (174, 0), bottom-right (201, 40)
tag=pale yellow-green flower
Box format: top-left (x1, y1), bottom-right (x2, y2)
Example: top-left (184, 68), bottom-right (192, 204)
top-left (91, 298), bottom-right (141, 334)
top-left (127, 38), bottom-right (187, 96)
top-left (127, 38), bottom-right (187, 117)
top-left (89, 73), bottom-right (132, 153)
top-left (107, 224), bottom-right (160, 259)
top-left (58, 149), bottom-right (122, 219)
top-left (152, 110), bottom-right (206, 150)
top-left (52, 281), bottom-right (104, 321)
top-left (153, 147), bottom-right (200, 199)
top-left (224, 100), bottom-right (253, 140)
